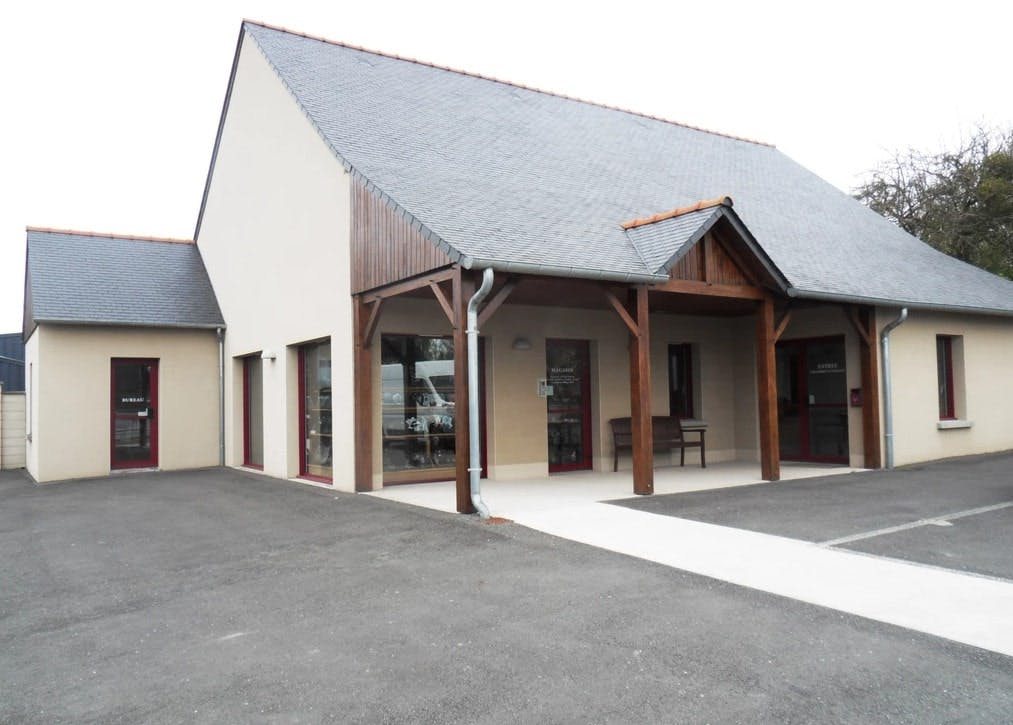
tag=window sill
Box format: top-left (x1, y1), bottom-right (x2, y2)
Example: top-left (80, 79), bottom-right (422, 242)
top-left (937, 419), bottom-right (973, 430)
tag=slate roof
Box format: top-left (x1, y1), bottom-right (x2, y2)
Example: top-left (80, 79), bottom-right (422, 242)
top-left (238, 22), bottom-right (1013, 316)
top-left (623, 203), bottom-right (728, 275)
top-left (23, 229), bottom-right (225, 339)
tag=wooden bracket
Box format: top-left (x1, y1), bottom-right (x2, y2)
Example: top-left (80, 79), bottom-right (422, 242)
top-left (477, 277), bottom-right (518, 327)
top-left (847, 306), bottom-right (873, 347)
top-left (602, 286), bottom-right (639, 336)
top-left (429, 281), bottom-right (455, 325)
top-left (773, 307), bottom-right (792, 342)
top-left (360, 298), bottom-right (383, 349)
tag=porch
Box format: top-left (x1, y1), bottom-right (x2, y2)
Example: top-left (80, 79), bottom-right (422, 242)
top-left (368, 460), bottom-right (861, 518)
top-left (351, 197), bottom-right (882, 511)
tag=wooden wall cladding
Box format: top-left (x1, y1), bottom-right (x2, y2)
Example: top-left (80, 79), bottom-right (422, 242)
top-left (670, 243), bottom-right (705, 281)
top-left (669, 233), bottom-right (751, 287)
top-left (351, 181), bottom-right (451, 293)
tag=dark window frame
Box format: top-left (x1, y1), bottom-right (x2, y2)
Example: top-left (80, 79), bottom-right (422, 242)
top-left (667, 343), bottom-right (695, 419)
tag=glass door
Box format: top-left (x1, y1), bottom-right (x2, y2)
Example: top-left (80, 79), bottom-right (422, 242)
top-left (299, 340), bottom-right (332, 482)
top-left (546, 339), bottom-right (593, 472)
top-left (111, 358), bottom-right (159, 469)
top-left (776, 337), bottom-right (849, 463)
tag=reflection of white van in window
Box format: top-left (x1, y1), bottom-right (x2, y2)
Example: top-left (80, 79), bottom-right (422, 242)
top-left (382, 361), bottom-right (454, 409)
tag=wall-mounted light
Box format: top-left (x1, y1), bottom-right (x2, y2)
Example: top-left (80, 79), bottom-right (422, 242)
top-left (512, 337), bottom-right (532, 351)
top-left (260, 350), bottom-right (277, 361)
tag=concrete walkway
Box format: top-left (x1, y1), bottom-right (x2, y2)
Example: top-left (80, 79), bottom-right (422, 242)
top-left (370, 463), bottom-right (1013, 658)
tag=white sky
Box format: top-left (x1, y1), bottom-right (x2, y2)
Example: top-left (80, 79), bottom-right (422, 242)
top-left (2, 0), bottom-right (1011, 332)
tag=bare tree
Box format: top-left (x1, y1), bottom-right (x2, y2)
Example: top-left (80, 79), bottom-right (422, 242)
top-left (854, 126), bottom-right (1013, 280)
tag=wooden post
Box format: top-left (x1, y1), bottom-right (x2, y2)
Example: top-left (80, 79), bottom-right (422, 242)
top-left (859, 307), bottom-right (882, 469)
top-left (756, 295), bottom-right (780, 481)
top-left (353, 295), bottom-right (374, 492)
top-left (453, 268), bottom-right (475, 513)
top-left (629, 286), bottom-right (654, 495)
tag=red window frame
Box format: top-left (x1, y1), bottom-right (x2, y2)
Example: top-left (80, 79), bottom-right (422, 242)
top-left (298, 342), bottom-right (333, 484)
top-left (937, 336), bottom-right (956, 420)
top-left (110, 358), bottom-right (159, 470)
top-left (243, 356), bottom-right (263, 470)
top-left (546, 338), bottom-right (593, 473)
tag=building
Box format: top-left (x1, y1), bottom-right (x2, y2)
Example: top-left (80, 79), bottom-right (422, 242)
top-left (22, 229), bottom-right (223, 482)
top-left (0, 332), bottom-right (25, 392)
top-left (22, 21), bottom-right (1013, 507)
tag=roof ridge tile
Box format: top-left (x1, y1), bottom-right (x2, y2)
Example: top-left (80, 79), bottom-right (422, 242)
top-left (242, 20), bottom-right (774, 149)
top-left (621, 196), bottom-right (732, 230)
top-left (26, 226), bottom-right (193, 245)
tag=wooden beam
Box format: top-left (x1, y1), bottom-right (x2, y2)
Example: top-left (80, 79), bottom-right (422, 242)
top-left (653, 278), bottom-right (766, 300)
top-left (858, 307), bottom-right (883, 469)
top-left (756, 296), bottom-right (780, 481)
top-left (773, 308), bottom-right (792, 342)
top-left (363, 267), bottom-right (456, 302)
top-left (477, 277), bottom-right (518, 327)
top-left (602, 286), bottom-right (639, 336)
top-left (453, 268), bottom-right (475, 513)
top-left (429, 281), bottom-right (455, 324)
top-left (353, 296), bottom-right (374, 492)
top-left (629, 286), bottom-right (654, 495)
top-left (361, 298), bottom-right (383, 349)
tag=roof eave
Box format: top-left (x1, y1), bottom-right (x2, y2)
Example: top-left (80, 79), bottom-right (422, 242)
top-left (464, 257), bottom-right (666, 285)
top-left (32, 319), bottom-right (227, 331)
top-left (786, 287), bottom-right (1013, 318)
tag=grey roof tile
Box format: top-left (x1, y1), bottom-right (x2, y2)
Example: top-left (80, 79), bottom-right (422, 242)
top-left (245, 23), bottom-right (1013, 315)
top-left (25, 230), bottom-right (225, 333)
top-left (624, 207), bottom-right (723, 274)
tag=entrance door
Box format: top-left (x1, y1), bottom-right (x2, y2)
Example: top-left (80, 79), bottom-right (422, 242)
top-left (111, 358), bottom-right (159, 469)
top-left (546, 339), bottom-right (593, 472)
top-left (776, 337), bottom-right (848, 463)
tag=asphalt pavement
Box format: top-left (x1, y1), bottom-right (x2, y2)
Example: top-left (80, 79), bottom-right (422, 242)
top-left (611, 452), bottom-right (1013, 579)
top-left (1, 466), bottom-right (1011, 723)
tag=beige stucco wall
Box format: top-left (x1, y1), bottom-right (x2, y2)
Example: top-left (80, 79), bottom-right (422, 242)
top-left (883, 309), bottom-right (1013, 465)
top-left (196, 32), bottom-right (355, 489)
top-left (28, 325), bottom-right (219, 483)
top-left (1, 390), bottom-right (27, 469)
top-left (779, 306), bottom-right (867, 468)
top-left (375, 298), bottom-right (761, 484)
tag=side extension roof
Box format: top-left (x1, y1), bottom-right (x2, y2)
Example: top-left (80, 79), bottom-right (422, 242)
top-left (23, 228), bottom-right (225, 340)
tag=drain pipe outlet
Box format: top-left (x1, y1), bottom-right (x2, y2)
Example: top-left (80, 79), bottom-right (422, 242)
top-left (217, 327), bottom-right (225, 467)
top-left (880, 308), bottom-right (908, 469)
top-left (466, 269), bottom-right (495, 518)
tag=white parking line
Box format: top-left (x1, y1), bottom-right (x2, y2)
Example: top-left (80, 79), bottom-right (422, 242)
top-left (820, 501), bottom-right (1013, 547)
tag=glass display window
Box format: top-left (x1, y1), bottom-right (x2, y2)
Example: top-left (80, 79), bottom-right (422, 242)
top-left (380, 334), bottom-right (461, 483)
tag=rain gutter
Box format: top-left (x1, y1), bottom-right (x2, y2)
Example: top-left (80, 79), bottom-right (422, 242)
top-left (879, 309), bottom-right (909, 469)
top-left (466, 269), bottom-right (495, 518)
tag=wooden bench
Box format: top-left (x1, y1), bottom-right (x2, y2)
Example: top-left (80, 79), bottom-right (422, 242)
top-left (609, 416), bottom-right (706, 472)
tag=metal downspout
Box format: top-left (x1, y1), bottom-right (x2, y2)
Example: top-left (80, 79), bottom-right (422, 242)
top-left (217, 327), bottom-right (225, 467)
top-left (880, 308), bottom-right (908, 469)
top-left (466, 269), bottom-right (495, 518)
